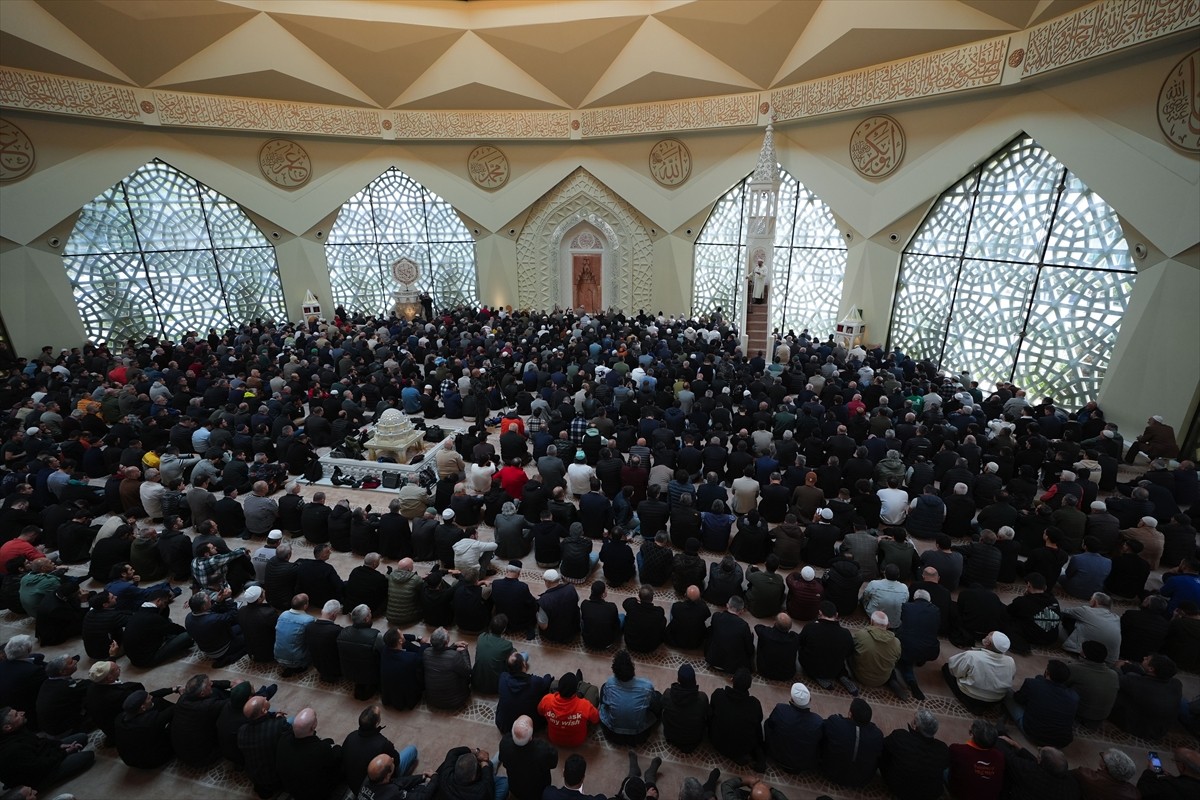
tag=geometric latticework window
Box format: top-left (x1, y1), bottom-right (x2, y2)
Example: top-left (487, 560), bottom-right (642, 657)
top-left (889, 135), bottom-right (1135, 407)
top-left (326, 167), bottom-right (478, 316)
top-left (693, 167), bottom-right (846, 336)
top-left (63, 159), bottom-right (285, 345)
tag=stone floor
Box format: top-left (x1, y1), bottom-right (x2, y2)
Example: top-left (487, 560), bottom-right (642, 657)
top-left (3, 448), bottom-right (1196, 800)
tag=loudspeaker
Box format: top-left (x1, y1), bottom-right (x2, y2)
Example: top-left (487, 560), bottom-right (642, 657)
top-left (382, 472), bottom-right (401, 490)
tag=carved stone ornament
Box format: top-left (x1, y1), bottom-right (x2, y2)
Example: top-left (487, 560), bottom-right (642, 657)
top-left (1157, 49), bottom-right (1200, 153)
top-left (649, 138), bottom-right (691, 187)
top-left (390, 257), bottom-right (420, 286)
top-left (849, 114), bottom-right (906, 178)
top-left (258, 138), bottom-right (312, 188)
top-left (0, 118), bottom-right (36, 182)
top-left (467, 144), bottom-right (510, 189)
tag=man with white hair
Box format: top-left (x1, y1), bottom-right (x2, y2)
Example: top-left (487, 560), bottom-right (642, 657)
top-left (424, 627), bottom-right (473, 710)
top-left (498, 715), bottom-right (558, 800)
top-left (139, 467), bottom-right (165, 521)
top-left (338, 605), bottom-right (383, 700)
top-left (276, 708), bottom-right (344, 800)
top-left (879, 708), bottom-right (949, 800)
top-left (942, 630), bottom-right (1016, 713)
top-left (1124, 414), bottom-right (1179, 464)
top-left (1121, 515), bottom-right (1163, 569)
top-left (1074, 748), bottom-right (1139, 798)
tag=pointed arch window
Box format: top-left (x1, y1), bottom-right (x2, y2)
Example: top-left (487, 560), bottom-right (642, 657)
top-left (326, 168), bottom-right (478, 316)
top-left (889, 136), bottom-right (1136, 407)
top-left (62, 159), bottom-right (284, 345)
top-left (693, 168), bottom-right (846, 336)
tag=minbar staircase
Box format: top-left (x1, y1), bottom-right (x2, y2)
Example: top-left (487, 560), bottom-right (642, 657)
top-left (744, 284), bottom-right (771, 359)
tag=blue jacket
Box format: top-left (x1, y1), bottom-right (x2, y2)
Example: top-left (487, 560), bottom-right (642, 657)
top-left (496, 670), bottom-right (553, 734)
top-left (599, 676), bottom-right (659, 735)
top-left (274, 609), bottom-right (313, 667)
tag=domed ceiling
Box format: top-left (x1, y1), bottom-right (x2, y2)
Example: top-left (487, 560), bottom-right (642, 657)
top-left (0, 0), bottom-right (1094, 110)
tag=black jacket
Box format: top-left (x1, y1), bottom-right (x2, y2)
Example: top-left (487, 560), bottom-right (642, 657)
top-left (638, 542), bottom-right (673, 586)
top-left (156, 530), bottom-right (194, 581)
top-left (114, 693), bottom-right (175, 769)
top-left (580, 598), bottom-right (621, 650)
top-left (345, 565), bottom-right (389, 616)
top-left (275, 729), bottom-right (344, 800)
top-left (338, 623), bottom-right (382, 687)
top-left (666, 599), bottom-right (709, 649)
top-left (797, 618), bottom-right (853, 680)
top-left (238, 602), bottom-right (279, 662)
top-left (341, 727), bottom-right (397, 794)
top-left (82, 606), bottom-right (129, 660)
top-left (295, 558), bottom-right (345, 608)
top-left (264, 557), bottom-right (299, 610)
top-left (436, 745), bottom-right (497, 800)
top-left (300, 503), bottom-right (332, 544)
top-left (754, 624), bottom-right (800, 681)
top-left (708, 686), bottom-right (762, 762)
top-left (498, 732), bottom-right (558, 800)
top-left (660, 681), bottom-right (708, 752)
top-left (122, 605), bottom-right (187, 667)
top-left (171, 682), bottom-right (231, 767)
top-left (879, 728), bottom-right (951, 800)
top-left (35, 676), bottom-right (90, 736)
top-left (820, 714), bottom-right (883, 787)
top-left (85, 679), bottom-right (143, 737)
top-left (705, 611), bottom-right (754, 673)
top-left (621, 598), bottom-right (666, 653)
top-left (304, 618), bottom-right (344, 681)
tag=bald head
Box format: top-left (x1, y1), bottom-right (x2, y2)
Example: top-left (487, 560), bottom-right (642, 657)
top-left (750, 783), bottom-right (772, 800)
top-left (775, 613), bottom-right (792, 631)
top-left (686, 585), bottom-right (701, 602)
top-left (243, 695), bottom-right (270, 721)
top-left (512, 715), bottom-right (534, 746)
top-left (368, 753), bottom-right (396, 783)
top-left (293, 708), bottom-right (318, 737)
top-left (397, 558), bottom-right (414, 572)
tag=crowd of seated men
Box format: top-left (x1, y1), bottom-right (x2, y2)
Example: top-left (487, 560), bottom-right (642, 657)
top-left (0, 303), bottom-right (1198, 800)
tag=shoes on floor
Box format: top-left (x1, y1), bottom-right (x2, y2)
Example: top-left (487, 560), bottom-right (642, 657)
top-left (907, 681), bottom-right (926, 701)
top-left (838, 676), bottom-right (860, 696)
top-left (259, 683), bottom-right (279, 700)
top-left (815, 678), bottom-right (835, 690)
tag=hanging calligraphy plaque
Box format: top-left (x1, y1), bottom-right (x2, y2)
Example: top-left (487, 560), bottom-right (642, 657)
top-left (1157, 50), bottom-right (1200, 153)
top-left (259, 138), bottom-right (312, 188)
top-left (0, 118), bottom-right (36, 182)
top-left (849, 115), bottom-right (905, 179)
top-left (649, 138), bottom-right (691, 187)
top-left (467, 145), bottom-right (510, 190)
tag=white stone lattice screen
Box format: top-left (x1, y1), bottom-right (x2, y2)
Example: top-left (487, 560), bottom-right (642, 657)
top-left (515, 169), bottom-right (653, 312)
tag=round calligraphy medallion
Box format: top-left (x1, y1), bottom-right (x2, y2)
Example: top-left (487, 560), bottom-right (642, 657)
top-left (390, 257), bottom-right (419, 286)
top-left (467, 145), bottom-right (510, 190)
top-left (649, 138), bottom-right (691, 187)
top-left (0, 118), bottom-right (36, 182)
top-left (258, 138), bottom-right (312, 189)
top-left (1157, 49), bottom-right (1200, 153)
top-left (849, 115), bottom-right (905, 179)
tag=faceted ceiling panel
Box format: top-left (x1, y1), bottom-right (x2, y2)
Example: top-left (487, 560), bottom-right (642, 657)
top-left (0, 0), bottom-right (1100, 111)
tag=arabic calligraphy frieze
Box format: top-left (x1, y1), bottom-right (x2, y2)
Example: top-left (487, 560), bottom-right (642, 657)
top-left (394, 111), bottom-right (569, 139)
top-left (772, 39), bottom-right (1007, 121)
top-left (0, 68), bottom-right (138, 121)
top-left (1024, 0), bottom-right (1200, 78)
top-left (155, 93), bottom-right (379, 137)
top-left (259, 138), bottom-right (312, 188)
top-left (0, 118), bottom-right (35, 181)
top-left (648, 138), bottom-right (692, 187)
top-left (849, 115), bottom-right (906, 178)
top-left (1157, 49), bottom-right (1200, 152)
top-left (580, 95), bottom-right (758, 138)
